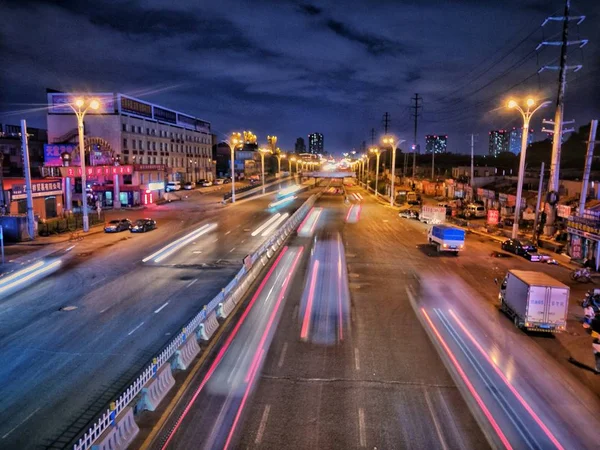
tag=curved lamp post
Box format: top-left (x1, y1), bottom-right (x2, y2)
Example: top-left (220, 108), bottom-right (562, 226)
top-left (226, 132), bottom-right (242, 202)
top-left (369, 146), bottom-right (385, 198)
top-left (507, 97), bottom-right (550, 239)
top-left (382, 136), bottom-right (405, 206)
top-left (69, 97), bottom-right (100, 232)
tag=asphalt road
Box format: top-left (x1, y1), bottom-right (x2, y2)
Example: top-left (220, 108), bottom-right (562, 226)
top-left (0, 178), bottom-right (310, 449)
top-left (151, 192), bottom-right (489, 450)
top-left (149, 186), bottom-right (600, 450)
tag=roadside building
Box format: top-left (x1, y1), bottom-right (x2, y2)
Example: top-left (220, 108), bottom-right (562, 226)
top-left (0, 123), bottom-right (46, 177)
top-left (2, 177), bottom-right (63, 219)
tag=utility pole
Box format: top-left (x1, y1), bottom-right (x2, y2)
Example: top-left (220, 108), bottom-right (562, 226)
top-left (20, 120), bottom-right (35, 240)
top-left (532, 162), bottom-right (545, 243)
top-left (538, 0), bottom-right (587, 235)
top-left (410, 94), bottom-right (422, 179)
top-left (382, 112), bottom-right (390, 134)
top-left (470, 134), bottom-right (475, 199)
top-left (579, 120), bottom-right (599, 215)
top-left (370, 128), bottom-right (375, 146)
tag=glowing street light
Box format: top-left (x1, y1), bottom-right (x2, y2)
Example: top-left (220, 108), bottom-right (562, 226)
top-left (369, 146), bottom-right (385, 198)
top-left (226, 132), bottom-right (243, 203)
top-left (507, 97), bottom-right (550, 239)
top-left (382, 135), bottom-right (405, 206)
top-left (68, 96), bottom-right (100, 232)
top-left (258, 146), bottom-right (272, 194)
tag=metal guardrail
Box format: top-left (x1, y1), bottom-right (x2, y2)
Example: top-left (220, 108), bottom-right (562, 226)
top-left (72, 192), bottom-right (319, 450)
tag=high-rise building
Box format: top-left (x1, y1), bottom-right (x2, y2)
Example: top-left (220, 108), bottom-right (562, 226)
top-left (425, 135), bottom-right (447, 154)
top-left (508, 127), bottom-right (534, 155)
top-left (488, 130), bottom-right (509, 157)
top-left (308, 133), bottom-right (324, 154)
top-left (294, 137), bottom-right (306, 153)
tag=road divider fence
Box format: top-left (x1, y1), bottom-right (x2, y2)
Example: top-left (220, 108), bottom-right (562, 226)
top-left (72, 192), bottom-right (320, 450)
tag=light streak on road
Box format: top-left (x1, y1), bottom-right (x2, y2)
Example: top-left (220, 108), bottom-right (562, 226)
top-left (268, 195), bottom-right (296, 209)
top-left (421, 308), bottom-right (513, 450)
top-left (297, 207), bottom-right (323, 237)
top-left (448, 309), bottom-right (564, 450)
top-left (277, 185), bottom-right (302, 198)
top-left (251, 213), bottom-right (281, 237)
top-left (345, 204), bottom-right (361, 223)
top-left (300, 260), bottom-right (319, 339)
top-left (142, 224), bottom-right (216, 263)
top-left (159, 245), bottom-right (304, 450)
top-left (299, 233), bottom-right (350, 345)
top-left (0, 260), bottom-right (62, 297)
top-left (261, 213), bottom-right (289, 237)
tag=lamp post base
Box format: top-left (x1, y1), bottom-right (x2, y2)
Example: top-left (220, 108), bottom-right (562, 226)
top-left (83, 216), bottom-right (89, 233)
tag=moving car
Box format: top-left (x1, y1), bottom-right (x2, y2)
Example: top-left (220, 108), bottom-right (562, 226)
top-left (104, 218), bottom-right (132, 233)
top-left (214, 178), bottom-right (225, 185)
top-left (130, 218), bottom-right (157, 233)
top-left (183, 182), bottom-right (193, 190)
top-left (464, 203), bottom-right (486, 218)
top-left (501, 238), bottom-right (537, 256)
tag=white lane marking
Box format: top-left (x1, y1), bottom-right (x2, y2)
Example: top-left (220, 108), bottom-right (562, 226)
top-left (127, 322), bottom-right (145, 336)
top-left (99, 306), bottom-right (111, 314)
top-left (2, 407), bottom-right (41, 439)
top-left (358, 407), bottom-right (367, 447)
top-left (229, 247), bottom-right (236, 253)
top-left (186, 279), bottom-right (198, 288)
top-left (354, 347), bottom-right (360, 371)
top-left (277, 342), bottom-right (288, 368)
top-left (255, 404), bottom-right (271, 444)
top-left (154, 302), bottom-right (169, 314)
top-left (216, 259), bottom-right (222, 264)
top-left (424, 389), bottom-right (449, 450)
top-left (90, 277), bottom-right (106, 287)
top-left (261, 213), bottom-right (289, 237)
top-left (213, 238), bottom-right (219, 243)
top-left (225, 230), bottom-right (231, 235)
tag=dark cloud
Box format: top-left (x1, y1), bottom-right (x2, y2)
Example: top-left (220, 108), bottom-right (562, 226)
top-left (0, 0), bottom-right (598, 155)
top-left (298, 4), bottom-right (323, 16)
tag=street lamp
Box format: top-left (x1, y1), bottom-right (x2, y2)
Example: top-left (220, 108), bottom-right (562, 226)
top-left (507, 97), bottom-right (550, 239)
top-left (274, 151), bottom-right (286, 176)
top-left (290, 156), bottom-right (298, 174)
top-left (370, 146), bottom-right (385, 198)
top-left (226, 132), bottom-right (242, 203)
top-left (68, 97), bottom-right (100, 232)
top-left (382, 135), bottom-right (405, 206)
top-left (258, 147), bottom-right (272, 194)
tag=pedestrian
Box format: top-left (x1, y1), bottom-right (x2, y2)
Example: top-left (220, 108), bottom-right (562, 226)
top-left (594, 338), bottom-right (600, 374)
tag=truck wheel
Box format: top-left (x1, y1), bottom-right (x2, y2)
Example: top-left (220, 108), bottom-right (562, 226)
top-left (513, 315), bottom-right (521, 329)
top-left (436, 244), bottom-right (441, 254)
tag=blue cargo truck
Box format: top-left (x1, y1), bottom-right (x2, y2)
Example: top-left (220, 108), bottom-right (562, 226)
top-left (428, 225), bottom-right (465, 255)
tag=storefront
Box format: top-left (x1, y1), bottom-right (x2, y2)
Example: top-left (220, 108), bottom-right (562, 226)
top-left (567, 212), bottom-right (600, 270)
top-left (4, 178), bottom-right (64, 219)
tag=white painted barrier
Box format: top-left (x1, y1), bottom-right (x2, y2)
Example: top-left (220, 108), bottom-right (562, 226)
top-left (217, 297), bottom-right (236, 319)
top-left (137, 364), bottom-right (175, 412)
top-left (90, 407), bottom-right (138, 450)
top-left (197, 311), bottom-right (219, 341)
top-left (171, 334), bottom-right (201, 371)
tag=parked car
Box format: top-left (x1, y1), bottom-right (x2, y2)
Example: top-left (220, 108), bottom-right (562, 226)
top-left (104, 218), bottom-right (132, 233)
top-left (501, 238), bottom-right (537, 256)
top-left (399, 208), bottom-right (420, 220)
top-left (201, 180), bottom-right (213, 187)
top-left (183, 182), bottom-right (193, 190)
top-left (165, 181), bottom-right (181, 192)
top-left (437, 202), bottom-right (453, 215)
top-left (464, 203), bottom-right (486, 218)
top-left (214, 178), bottom-right (225, 185)
top-left (223, 178), bottom-right (232, 184)
top-left (130, 218), bottom-right (157, 233)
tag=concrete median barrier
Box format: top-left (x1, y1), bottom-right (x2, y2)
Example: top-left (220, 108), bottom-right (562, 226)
top-left (136, 364), bottom-right (175, 412)
top-left (217, 297), bottom-right (236, 319)
top-left (171, 333), bottom-right (201, 371)
top-left (197, 311), bottom-right (220, 341)
top-left (90, 406), bottom-right (138, 450)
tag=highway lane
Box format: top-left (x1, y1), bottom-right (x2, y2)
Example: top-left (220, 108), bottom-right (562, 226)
top-left (151, 193), bottom-right (488, 449)
top-left (236, 194), bottom-right (488, 449)
top-left (0, 183), bottom-right (309, 449)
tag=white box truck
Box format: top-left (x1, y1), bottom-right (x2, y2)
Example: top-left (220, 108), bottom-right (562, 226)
top-left (498, 270), bottom-right (569, 332)
top-left (420, 205), bottom-right (446, 224)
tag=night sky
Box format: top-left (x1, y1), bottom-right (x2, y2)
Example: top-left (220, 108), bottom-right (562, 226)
top-left (1, 0), bottom-right (598, 155)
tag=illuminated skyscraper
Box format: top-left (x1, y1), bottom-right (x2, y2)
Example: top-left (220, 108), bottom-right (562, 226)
top-left (425, 135), bottom-right (447, 154)
top-left (488, 130), bottom-right (509, 157)
top-left (308, 133), bottom-right (324, 154)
